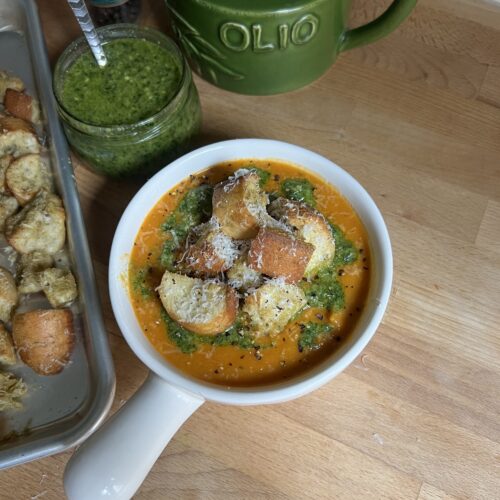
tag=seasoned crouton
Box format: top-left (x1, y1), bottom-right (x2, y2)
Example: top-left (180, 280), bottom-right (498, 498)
top-left (212, 170), bottom-right (267, 239)
top-left (16, 251), bottom-right (54, 294)
top-left (181, 220), bottom-right (240, 277)
top-left (5, 191), bottom-right (66, 255)
top-left (0, 155), bottom-right (13, 194)
top-left (269, 198), bottom-right (335, 278)
top-left (0, 194), bottom-right (19, 232)
top-left (0, 71), bottom-right (24, 101)
top-left (242, 279), bottom-right (307, 336)
top-left (0, 267), bottom-right (18, 324)
top-left (0, 323), bottom-right (16, 365)
top-left (0, 116), bottom-right (40, 158)
top-left (39, 268), bottom-right (78, 307)
top-left (248, 228), bottom-right (314, 283)
top-left (5, 154), bottom-right (52, 205)
top-left (227, 253), bottom-right (262, 292)
top-left (12, 309), bottom-right (75, 375)
top-left (158, 271), bottom-right (238, 335)
top-left (3, 89), bottom-right (40, 124)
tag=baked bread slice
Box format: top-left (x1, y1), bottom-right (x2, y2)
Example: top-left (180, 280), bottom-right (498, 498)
top-left (0, 267), bottom-right (18, 324)
top-left (16, 251), bottom-right (53, 294)
top-left (212, 170), bottom-right (267, 239)
top-left (181, 220), bottom-right (239, 277)
top-left (0, 154), bottom-right (13, 194)
top-left (12, 309), bottom-right (75, 375)
top-left (0, 323), bottom-right (17, 365)
top-left (5, 153), bottom-right (52, 205)
top-left (248, 227), bottom-right (313, 283)
top-left (0, 194), bottom-right (19, 232)
top-left (269, 198), bottom-right (335, 278)
top-left (158, 271), bottom-right (238, 335)
top-left (0, 71), bottom-right (24, 101)
top-left (0, 116), bottom-right (40, 158)
top-left (227, 252), bottom-right (262, 292)
top-left (242, 279), bottom-right (307, 337)
top-left (3, 89), bottom-right (40, 124)
top-left (5, 191), bottom-right (66, 255)
top-left (39, 268), bottom-right (78, 307)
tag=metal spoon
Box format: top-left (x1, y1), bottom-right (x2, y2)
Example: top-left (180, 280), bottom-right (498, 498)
top-left (66, 0), bottom-right (108, 67)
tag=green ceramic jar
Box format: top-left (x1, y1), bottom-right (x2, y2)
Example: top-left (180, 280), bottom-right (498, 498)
top-left (54, 25), bottom-right (201, 178)
top-left (165, 0), bottom-right (416, 95)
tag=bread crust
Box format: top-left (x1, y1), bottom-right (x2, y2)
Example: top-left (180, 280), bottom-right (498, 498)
top-left (12, 309), bottom-right (75, 375)
top-left (213, 171), bottom-right (267, 239)
top-left (158, 271), bottom-right (238, 335)
top-left (0, 71), bottom-right (24, 101)
top-left (181, 222), bottom-right (239, 277)
top-left (3, 89), bottom-right (40, 124)
top-left (269, 198), bottom-right (336, 277)
top-left (248, 228), bottom-right (313, 283)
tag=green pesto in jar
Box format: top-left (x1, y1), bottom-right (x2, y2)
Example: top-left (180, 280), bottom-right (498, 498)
top-left (61, 38), bottom-right (181, 126)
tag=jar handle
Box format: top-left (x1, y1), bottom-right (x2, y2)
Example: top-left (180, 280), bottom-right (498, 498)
top-left (340, 0), bottom-right (417, 52)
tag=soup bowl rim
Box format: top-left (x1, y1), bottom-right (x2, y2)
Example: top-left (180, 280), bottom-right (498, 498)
top-left (109, 138), bottom-right (393, 405)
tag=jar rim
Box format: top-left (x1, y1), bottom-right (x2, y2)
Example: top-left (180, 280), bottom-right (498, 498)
top-left (53, 24), bottom-right (190, 135)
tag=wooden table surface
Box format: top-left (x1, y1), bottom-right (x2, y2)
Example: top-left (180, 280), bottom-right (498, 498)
top-left (3, 0), bottom-right (500, 498)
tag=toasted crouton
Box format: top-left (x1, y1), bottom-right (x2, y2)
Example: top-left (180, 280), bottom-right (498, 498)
top-left (5, 191), bottom-right (66, 255)
top-left (3, 89), bottom-right (40, 124)
top-left (0, 116), bottom-right (40, 158)
top-left (17, 251), bottom-right (54, 294)
top-left (158, 271), bottom-right (238, 335)
top-left (212, 170), bottom-right (268, 239)
top-left (5, 154), bottom-right (51, 205)
top-left (0, 155), bottom-right (13, 194)
top-left (0, 194), bottom-right (19, 232)
top-left (39, 268), bottom-right (78, 307)
top-left (248, 228), bottom-right (314, 283)
top-left (0, 267), bottom-right (18, 324)
top-left (227, 253), bottom-right (262, 292)
top-left (0, 71), bottom-right (24, 101)
top-left (242, 279), bottom-right (307, 336)
top-left (269, 198), bottom-right (335, 278)
top-left (181, 220), bottom-right (240, 277)
top-left (12, 309), bottom-right (75, 375)
top-left (0, 323), bottom-right (17, 365)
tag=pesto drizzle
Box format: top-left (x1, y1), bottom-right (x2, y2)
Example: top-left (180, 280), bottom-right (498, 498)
top-left (281, 178), bottom-right (316, 206)
top-left (160, 184), bottom-right (213, 270)
top-left (298, 322), bottom-right (333, 352)
top-left (131, 266), bottom-right (153, 298)
top-left (162, 311), bottom-right (255, 354)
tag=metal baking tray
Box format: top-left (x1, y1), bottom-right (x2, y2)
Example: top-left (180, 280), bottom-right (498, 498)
top-left (0, 0), bottom-right (115, 469)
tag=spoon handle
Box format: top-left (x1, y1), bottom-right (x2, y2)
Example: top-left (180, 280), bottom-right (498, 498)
top-left (67, 0), bottom-right (108, 67)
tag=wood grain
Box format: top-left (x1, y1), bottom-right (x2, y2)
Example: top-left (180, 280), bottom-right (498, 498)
top-left (2, 0), bottom-right (500, 498)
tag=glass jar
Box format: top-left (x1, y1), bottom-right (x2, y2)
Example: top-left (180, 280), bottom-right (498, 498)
top-left (53, 25), bottom-right (202, 178)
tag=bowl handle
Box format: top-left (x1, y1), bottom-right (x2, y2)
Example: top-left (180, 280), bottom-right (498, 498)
top-left (64, 372), bottom-right (204, 500)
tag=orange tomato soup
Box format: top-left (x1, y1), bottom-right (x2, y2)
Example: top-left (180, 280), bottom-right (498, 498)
top-left (129, 159), bottom-right (370, 386)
